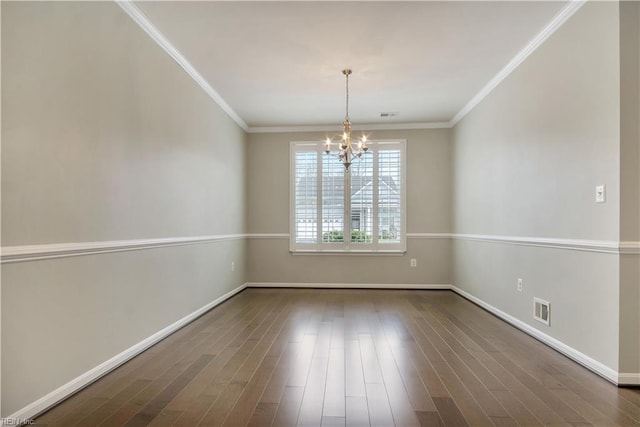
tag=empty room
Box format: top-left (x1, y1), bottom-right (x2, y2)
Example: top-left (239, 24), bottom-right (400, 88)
top-left (1, 0), bottom-right (639, 425)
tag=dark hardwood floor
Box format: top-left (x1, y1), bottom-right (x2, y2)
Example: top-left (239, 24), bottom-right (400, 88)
top-left (34, 288), bottom-right (640, 426)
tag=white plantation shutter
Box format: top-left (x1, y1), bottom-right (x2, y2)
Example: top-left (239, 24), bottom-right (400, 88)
top-left (294, 150), bottom-right (317, 244)
top-left (378, 148), bottom-right (402, 244)
top-left (290, 140), bottom-right (405, 252)
top-left (322, 153), bottom-right (345, 244)
top-left (350, 153), bottom-right (374, 245)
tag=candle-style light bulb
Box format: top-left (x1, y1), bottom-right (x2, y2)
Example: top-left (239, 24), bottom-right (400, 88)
top-left (325, 137), bottom-right (331, 154)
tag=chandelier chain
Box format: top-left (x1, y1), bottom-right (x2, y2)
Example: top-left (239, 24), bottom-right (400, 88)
top-left (345, 71), bottom-right (350, 121)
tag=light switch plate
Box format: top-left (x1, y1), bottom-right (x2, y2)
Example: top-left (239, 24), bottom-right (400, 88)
top-left (595, 185), bottom-right (606, 203)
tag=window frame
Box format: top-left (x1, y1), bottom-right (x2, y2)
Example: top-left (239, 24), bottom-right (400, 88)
top-left (289, 139), bottom-right (407, 254)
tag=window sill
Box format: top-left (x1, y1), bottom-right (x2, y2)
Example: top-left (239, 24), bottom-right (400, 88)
top-left (290, 249), bottom-right (406, 256)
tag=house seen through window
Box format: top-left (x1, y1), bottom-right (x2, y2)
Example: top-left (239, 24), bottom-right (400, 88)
top-left (290, 140), bottom-right (406, 252)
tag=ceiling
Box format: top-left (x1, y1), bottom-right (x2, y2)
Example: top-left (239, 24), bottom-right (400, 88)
top-left (133, 1), bottom-right (570, 130)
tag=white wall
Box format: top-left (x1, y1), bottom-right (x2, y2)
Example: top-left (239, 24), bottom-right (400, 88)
top-left (1, 1), bottom-right (247, 416)
top-left (247, 129), bottom-right (451, 285)
top-left (452, 2), bottom-right (623, 371)
top-left (618, 0), bottom-right (640, 377)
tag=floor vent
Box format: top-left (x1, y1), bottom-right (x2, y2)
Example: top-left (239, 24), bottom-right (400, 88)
top-left (533, 297), bottom-right (550, 325)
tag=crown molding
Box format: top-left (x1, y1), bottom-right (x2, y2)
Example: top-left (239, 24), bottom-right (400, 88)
top-left (247, 121), bottom-right (453, 134)
top-left (115, 1), bottom-right (249, 132)
top-left (116, 0), bottom-right (585, 133)
top-left (450, 0), bottom-right (586, 125)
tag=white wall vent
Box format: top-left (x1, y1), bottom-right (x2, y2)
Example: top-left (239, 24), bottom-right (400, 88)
top-left (533, 297), bottom-right (550, 325)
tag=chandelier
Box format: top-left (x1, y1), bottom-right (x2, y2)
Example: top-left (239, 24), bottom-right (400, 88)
top-left (324, 68), bottom-right (368, 170)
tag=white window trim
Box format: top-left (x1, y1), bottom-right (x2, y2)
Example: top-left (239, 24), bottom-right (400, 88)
top-left (289, 139), bottom-right (407, 254)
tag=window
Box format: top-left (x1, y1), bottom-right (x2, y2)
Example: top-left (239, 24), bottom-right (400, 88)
top-left (290, 140), bottom-right (406, 253)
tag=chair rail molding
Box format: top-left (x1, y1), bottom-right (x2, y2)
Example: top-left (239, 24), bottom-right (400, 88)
top-left (4, 233), bottom-right (635, 263)
top-left (451, 233), bottom-right (624, 254)
top-left (1, 234), bottom-right (246, 264)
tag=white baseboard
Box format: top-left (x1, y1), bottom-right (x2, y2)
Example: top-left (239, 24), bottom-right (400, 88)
top-left (450, 285), bottom-right (620, 385)
top-left (5, 283), bottom-right (247, 423)
top-left (245, 282), bottom-right (452, 290)
top-left (618, 373), bottom-right (640, 385)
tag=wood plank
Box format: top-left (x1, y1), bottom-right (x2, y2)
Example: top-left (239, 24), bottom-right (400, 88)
top-left (247, 402), bottom-right (278, 427)
top-left (438, 301), bottom-right (598, 425)
top-left (323, 346), bottom-right (346, 418)
top-left (345, 340), bottom-right (366, 398)
top-left (73, 379), bottom-right (152, 427)
top-left (415, 410), bottom-right (445, 427)
top-left (221, 355), bottom-right (279, 426)
top-left (198, 300), bottom-right (294, 425)
top-left (297, 322), bottom-right (332, 426)
top-left (32, 289), bottom-right (640, 427)
top-left (223, 309), bottom-right (300, 425)
top-left (544, 364), bottom-right (640, 424)
top-left (271, 386), bottom-right (305, 426)
top-left (359, 334), bottom-right (383, 384)
top-left (379, 317), bottom-right (437, 412)
top-left (412, 313), bottom-right (514, 422)
top-left (297, 356), bottom-right (329, 426)
top-left (432, 397), bottom-right (469, 426)
top-left (172, 297), bottom-right (288, 426)
top-left (364, 383), bottom-right (394, 426)
top-left (146, 409), bottom-right (183, 427)
top-left (322, 416), bottom-right (346, 426)
top-left (345, 396), bottom-right (369, 426)
top-left (288, 334), bottom-right (317, 388)
top-left (399, 313), bottom-right (495, 425)
top-left (125, 354), bottom-right (213, 426)
top-left (258, 342), bottom-right (302, 404)
top-left (368, 313), bottom-right (420, 426)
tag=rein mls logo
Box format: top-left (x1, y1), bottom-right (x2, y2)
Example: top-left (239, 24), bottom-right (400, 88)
top-left (1, 418), bottom-right (34, 425)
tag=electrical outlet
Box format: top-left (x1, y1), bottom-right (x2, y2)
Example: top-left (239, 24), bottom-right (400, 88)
top-left (410, 259), bottom-right (417, 267)
top-left (231, 262), bottom-right (235, 272)
top-left (517, 278), bottom-right (523, 292)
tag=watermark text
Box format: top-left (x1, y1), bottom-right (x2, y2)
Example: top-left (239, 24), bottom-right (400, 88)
top-left (1, 418), bottom-right (35, 426)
